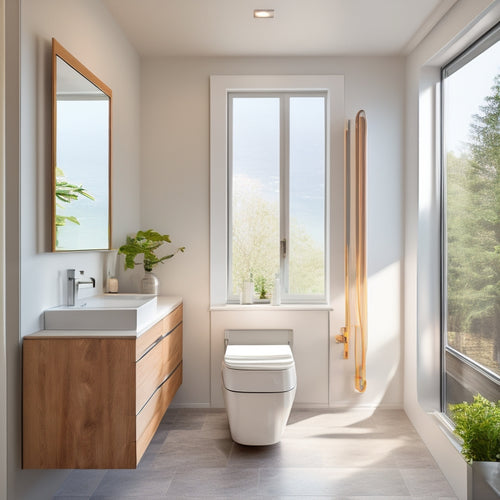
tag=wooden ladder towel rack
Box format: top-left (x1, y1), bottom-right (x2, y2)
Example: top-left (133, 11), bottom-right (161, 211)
top-left (336, 110), bottom-right (367, 393)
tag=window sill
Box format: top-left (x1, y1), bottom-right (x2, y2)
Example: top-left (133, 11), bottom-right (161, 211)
top-left (210, 304), bottom-right (333, 312)
top-left (430, 411), bottom-right (462, 454)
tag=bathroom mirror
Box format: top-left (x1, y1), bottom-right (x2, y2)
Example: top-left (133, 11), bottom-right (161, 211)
top-left (52, 38), bottom-right (112, 251)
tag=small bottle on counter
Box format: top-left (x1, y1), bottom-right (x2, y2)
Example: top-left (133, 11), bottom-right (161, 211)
top-left (108, 277), bottom-right (119, 293)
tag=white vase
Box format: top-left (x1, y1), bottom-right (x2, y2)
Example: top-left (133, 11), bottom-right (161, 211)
top-left (141, 270), bottom-right (159, 295)
top-left (240, 281), bottom-right (254, 304)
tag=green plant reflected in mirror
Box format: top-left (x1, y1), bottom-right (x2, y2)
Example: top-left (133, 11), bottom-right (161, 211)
top-left (52, 38), bottom-right (112, 251)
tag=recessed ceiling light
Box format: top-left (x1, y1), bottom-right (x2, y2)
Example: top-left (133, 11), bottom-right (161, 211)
top-left (254, 9), bottom-right (274, 19)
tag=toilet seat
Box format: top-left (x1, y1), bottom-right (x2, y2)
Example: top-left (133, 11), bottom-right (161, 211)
top-left (224, 344), bottom-right (295, 369)
top-left (222, 344), bottom-right (296, 393)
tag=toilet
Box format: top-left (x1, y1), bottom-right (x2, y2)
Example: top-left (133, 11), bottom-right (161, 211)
top-left (222, 329), bottom-right (296, 446)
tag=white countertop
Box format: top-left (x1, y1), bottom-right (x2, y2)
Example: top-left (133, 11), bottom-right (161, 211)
top-left (26, 296), bottom-right (183, 339)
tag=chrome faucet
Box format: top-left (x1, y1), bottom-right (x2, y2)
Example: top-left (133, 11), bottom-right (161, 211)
top-left (67, 269), bottom-right (96, 306)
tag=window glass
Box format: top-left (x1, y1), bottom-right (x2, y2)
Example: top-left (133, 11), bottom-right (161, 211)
top-left (230, 97), bottom-right (280, 297)
top-left (442, 26), bottom-right (500, 409)
top-left (289, 97), bottom-right (326, 296)
top-left (229, 93), bottom-right (326, 302)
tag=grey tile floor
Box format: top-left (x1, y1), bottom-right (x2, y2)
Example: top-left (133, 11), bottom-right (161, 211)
top-left (54, 408), bottom-right (458, 499)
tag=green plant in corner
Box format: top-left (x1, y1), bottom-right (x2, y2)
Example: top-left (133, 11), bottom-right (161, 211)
top-left (118, 229), bottom-right (185, 272)
top-left (449, 394), bottom-right (500, 463)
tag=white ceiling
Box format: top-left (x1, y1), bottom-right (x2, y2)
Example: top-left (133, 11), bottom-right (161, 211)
top-left (103, 0), bottom-right (456, 57)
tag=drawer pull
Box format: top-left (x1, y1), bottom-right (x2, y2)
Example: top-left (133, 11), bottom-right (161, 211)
top-left (136, 321), bottom-right (182, 362)
top-left (136, 361), bottom-right (182, 415)
top-left (137, 335), bottom-right (163, 362)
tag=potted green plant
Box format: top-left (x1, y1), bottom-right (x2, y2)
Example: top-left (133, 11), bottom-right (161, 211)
top-left (254, 274), bottom-right (268, 300)
top-left (118, 229), bottom-right (185, 294)
top-left (449, 394), bottom-right (500, 499)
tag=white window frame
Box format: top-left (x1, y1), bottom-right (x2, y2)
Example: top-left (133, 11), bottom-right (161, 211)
top-left (210, 75), bottom-right (344, 306)
top-left (227, 91), bottom-right (327, 304)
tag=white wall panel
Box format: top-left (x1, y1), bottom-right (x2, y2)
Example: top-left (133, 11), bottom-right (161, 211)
top-left (211, 310), bottom-right (329, 407)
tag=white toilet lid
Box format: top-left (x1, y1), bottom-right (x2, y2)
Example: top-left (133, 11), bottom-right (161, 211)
top-left (222, 345), bottom-right (296, 392)
top-left (223, 344), bottom-right (295, 370)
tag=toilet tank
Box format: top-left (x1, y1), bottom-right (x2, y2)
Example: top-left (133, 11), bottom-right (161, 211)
top-left (224, 329), bottom-right (293, 348)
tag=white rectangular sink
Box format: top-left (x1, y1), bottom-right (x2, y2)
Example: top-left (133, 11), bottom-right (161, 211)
top-left (44, 294), bottom-right (158, 331)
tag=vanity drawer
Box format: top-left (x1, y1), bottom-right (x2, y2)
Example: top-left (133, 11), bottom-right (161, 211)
top-left (136, 323), bottom-right (183, 413)
top-left (163, 304), bottom-right (183, 337)
top-left (136, 362), bottom-right (182, 460)
top-left (136, 319), bottom-right (163, 360)
top-left (135, 304), bottom-right (183, 360)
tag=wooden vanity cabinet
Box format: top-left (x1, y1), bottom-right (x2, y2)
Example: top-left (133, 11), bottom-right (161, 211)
top-left (23, 304), bottom-right (183, 469)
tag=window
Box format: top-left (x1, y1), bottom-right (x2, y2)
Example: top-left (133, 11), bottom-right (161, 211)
top-left (228, 93), bottom-right (326, 302)
top-left (210, 75), bottom-right (344, 306)
top-left (441, 24), bottom-right (500, 411)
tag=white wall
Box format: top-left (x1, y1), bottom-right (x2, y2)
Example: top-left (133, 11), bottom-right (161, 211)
top-left (140, 56), bottom-right (405, 409)
top-left (404, 1), bottom-right (500, 499)
top-left (6, 1), bottom-right (141, 498)
top-left (20, 0), bottom-right (141, 331)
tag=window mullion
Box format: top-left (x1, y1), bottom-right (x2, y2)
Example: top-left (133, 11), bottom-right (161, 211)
top-left (280, 95), bottom-right (290, 295)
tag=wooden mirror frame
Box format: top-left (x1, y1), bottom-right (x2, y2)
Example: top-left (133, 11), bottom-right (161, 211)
top-left (51, 38), bottom-right (112, 252)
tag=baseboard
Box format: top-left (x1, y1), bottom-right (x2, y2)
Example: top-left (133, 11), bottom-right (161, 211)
top-left (169, 403), bottom-right (211, 409)
top-left (171, 402), bottom-right (403, 410)
top-left (293, 402), bottom-right (403, 410)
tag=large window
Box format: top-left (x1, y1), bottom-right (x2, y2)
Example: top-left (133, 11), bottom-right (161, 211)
top-left (228, 93), bottom-right (326, 302)
top-left (209, 75), bottom-right (344, 306)
top-left (442, 24), bottom-right (500, 411)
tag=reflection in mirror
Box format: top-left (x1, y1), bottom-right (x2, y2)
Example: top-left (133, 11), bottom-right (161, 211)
top-left (52, 38), bottom-right (112, 251)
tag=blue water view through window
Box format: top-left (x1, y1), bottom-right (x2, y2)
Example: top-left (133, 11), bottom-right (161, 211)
top-left (229, 92), bottom-right (326, 302)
